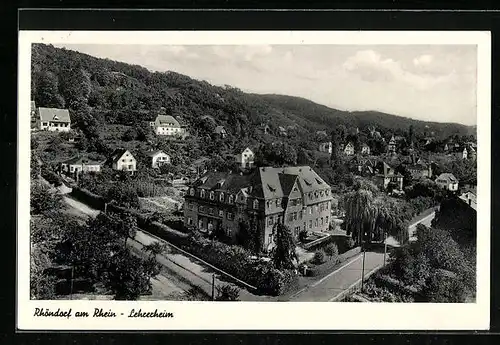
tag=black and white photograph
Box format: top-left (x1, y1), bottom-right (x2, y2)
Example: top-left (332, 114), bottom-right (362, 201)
top-left (18, 30), bottom-right (490, 330)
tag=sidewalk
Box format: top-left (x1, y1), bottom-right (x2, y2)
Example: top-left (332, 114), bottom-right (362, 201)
top-left (289, 251), bottom-right (385, 302)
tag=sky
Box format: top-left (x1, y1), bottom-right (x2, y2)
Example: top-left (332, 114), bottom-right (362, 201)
top-left (55, 44), bottom-right (478, 126)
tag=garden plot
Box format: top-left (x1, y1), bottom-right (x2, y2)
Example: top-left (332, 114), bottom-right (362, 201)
top-left (139, 196), bottom-right (182, 213)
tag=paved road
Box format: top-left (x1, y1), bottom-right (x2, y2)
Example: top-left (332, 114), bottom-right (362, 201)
top-left (408, 211), bottom-right (436, 241)
top-left (290, 251), bottom-right (385, 302)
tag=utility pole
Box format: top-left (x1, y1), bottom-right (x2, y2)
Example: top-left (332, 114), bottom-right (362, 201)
top-left (383, 231), bottom-right (388, 266)
top-left (211, 274), bottom-right (216, 301)
top-left (360, 233), bottom-right (367, 292)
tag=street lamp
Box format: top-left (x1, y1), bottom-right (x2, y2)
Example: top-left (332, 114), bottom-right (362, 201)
top-left (360, 232), bottom-right (367, 292)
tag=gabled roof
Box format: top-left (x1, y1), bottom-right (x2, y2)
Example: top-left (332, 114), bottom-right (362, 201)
top-left (155, 115), bottom-right (180, 128)
top-left (38, 107), bottom-right (71, 123)
top-left (436, 173), bottom-right (458, 183)
top-left (109, 148), bottom-right (134, 164)
top-left (278, 173), bottom-right (298, 197)
top-left (146, 150), bottom-right (169, 158)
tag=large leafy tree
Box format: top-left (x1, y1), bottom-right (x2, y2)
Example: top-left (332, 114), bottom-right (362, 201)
top-left (33, 71), bottom-right (65, 108)
top-left (271, 223), bottom-right (297, 270)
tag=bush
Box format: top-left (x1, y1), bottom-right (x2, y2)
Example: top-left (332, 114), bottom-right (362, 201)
top-left (324, 243), bottom-right (339, 260)
top-left (216, 284), bottom-right (240, 301)
top-left (41, 166), bottom-right (63, 187)
top-left (312, 250), bottom-right (326, 264)
top-left (346, 237), bottom-right (356, 250)
top-left (298, 230), bottom-right (308, 243)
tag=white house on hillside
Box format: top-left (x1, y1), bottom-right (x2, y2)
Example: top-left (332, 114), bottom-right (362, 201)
top-left (318, 142), bottom-right (332, 154)
top-left (343, 142), bottom-right (355, 156)
top-left (235, 147), bottom-right (255, 169)
top-left (60, 156), bottom-right (103, 174)
top-left (435, 173), bottom-right (459, 191)
top-left (109, 149), bottom-right (137, 173)
top-left (37, 107), bottom-right (71, 132)
top-left (361, 143), bottom-right (371, 155)
top-left (150, 114), bottom-right (184, 136)
top-left (147, 150), bottom-right (171, 168)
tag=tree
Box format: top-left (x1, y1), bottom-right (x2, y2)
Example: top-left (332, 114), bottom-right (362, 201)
top-left (324, 243), bottom-right (339, 260)
top-left (271, 223), bottom-right (298, 270)
top-left (330, 130), bottom-right (340, 166)
top-left (104, 249), bottom-right (153, 300)
top-left (423, 270), bottom-right (468, 302)
top-left (215, 284), bottom-right (240, 301)
top-left (122, 127), bottom-right (138, 141)
top-left (344, 187), bottom-right (376, 245)
top-left (34, 71), bottom-right (65, 108)
top-left (30, 182), bottom-right (63, 215)
top-left (113, 211), bottom-right (138, 247)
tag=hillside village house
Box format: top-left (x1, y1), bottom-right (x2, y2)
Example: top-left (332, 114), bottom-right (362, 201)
top-left (60, 156), bottom-right (103, 175)
top-left (260, 123), bottom-right (270, 134)
top-left (361, 143), bottom-right (371, 155)
top-left (435, 173), bottom-right (459, 191)
top-left (109, 148), bottom-right (137, 173)
top-left (147, 150), bottom-right (170, 168)
top-left (450, 147), bottom-right (468, 160)
top-left (459, 188), bottom-right (477, 211)
top-left (37, 107), bottom-right (71, 132)
top-left (373, 161), bottom-right (403, 191)
top-left (183, 166), bottom-right (333, 252)
top-left (278, 126), bottom-right (287, 137)
top-left (214, 126), bottom-right (227, 138)
top-left (343, 142), bottom-right (355, 156)
top-left (318, 142), bottom-right (332, 154)
top-left (387, 136), bottom-right (397, 153)
top-left (150, 114), bottom-right (184, 136)
top-left (234, 147), bottom-right (255, 169)
top-left (407, 163), bottom-right (432, 179)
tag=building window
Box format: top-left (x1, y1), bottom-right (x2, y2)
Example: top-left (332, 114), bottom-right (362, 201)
top-left (309, 220), bottom-right (312, 229)
top-left (227, 212), bottom-right (233, 220)
top-left (308, 206), bottom-right (312, 215)
top-left (218, 210), bottom-right (224, 217)
top-left (325, 216), bottom-right (329, 225)
top-left (199, 206), bottom-right (205, 213)
top-left (219, 192), bottom-right (225, 202)
top-left (268, 217), bottom-right (274, 226)
top-left (320, 191), bottom-right (324, 197)
top-left (253, 200), bottom-right (259, 209)
top-left (228, 195), bottom-right (234, 203)
top-left (209, 208), bottom-right (214, 215)
top-left (200, 189), bottom-right (206, 198)
top-left (266, 200), bottom-right (271, 209)
top-left (275, 199), bottom-right (280, 207)
top-left (315, 219), bottom-right (318, 227)
top-left (320, 218), bottom-right (324, 226)
top-left (209, 191), bottom-right (215, 200)
top-left (187, 217), bottom-right (193, 225)
top-left (189, 188), bottom-right (195, 196)
top-left (299, 210), bottom-right (303, 220)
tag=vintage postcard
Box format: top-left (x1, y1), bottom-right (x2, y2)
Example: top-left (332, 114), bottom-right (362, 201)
top-left (18, 30), bottom-right (490, 330)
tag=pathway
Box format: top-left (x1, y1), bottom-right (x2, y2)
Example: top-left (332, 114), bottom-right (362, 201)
top-left (289, 251), bottom-right (385, 302)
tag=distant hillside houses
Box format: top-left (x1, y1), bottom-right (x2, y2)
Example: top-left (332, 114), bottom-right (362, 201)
top-left (234, 147), bottom-right (255, 169)
top-left (278, 126), bottom-right (287, 137)
top-left (318, 142), bottom-right (332, 154)
top-left (343, 142), bottom-right (355, 156)
top-left (435, 173), bottom-right (459, 191)
top-left (214, 125), bottom-right (227, 138)
top-left (360, 143), bottom-right (371, 155)
top-left (150, 110), bottom-right (185, 137)
top-left (60, 156), bottom-right (103, 175)
top-left (37, 107), bottom-right (71, 132)
top-left (108, 148), bottom-right (137, 173)
top-left (147, 150), bottom-right (170, 168)
top-left (387, 136), bottom-right (397, 153)
top-left (373, 161), bottom-right (403, 191)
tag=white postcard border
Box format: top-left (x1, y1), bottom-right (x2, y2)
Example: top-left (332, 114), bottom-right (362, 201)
top-left (18, 30), bottom-right (491, 330)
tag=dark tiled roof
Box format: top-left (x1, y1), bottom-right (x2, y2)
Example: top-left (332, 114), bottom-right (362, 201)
top-left (63, 156), bottom-right (102, 165)
top-left (436, 173), bottom-right (458, 183)
top-left (146, 150), bottom-right (168, 158)
top-left (109, 148), bottom-right (132, 164)
top-left (156, 115), bottom-right (180, 127)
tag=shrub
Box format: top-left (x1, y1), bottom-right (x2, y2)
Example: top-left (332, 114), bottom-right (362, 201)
top-left (312, 250), bottom-right (326, 264)
top-left (298, 230), bottom-right (308, 243)
top-left (216, 284), bottom-right (240, 301)
top-left (346, 237), bottom-right (356, 250)
top-left (41, 166), bottom-right (63, 187)
top-left (324, 243), bottom-right (339, 260)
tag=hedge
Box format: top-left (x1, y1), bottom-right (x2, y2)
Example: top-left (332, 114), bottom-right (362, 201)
top-left (70, 186), bottom-right (106, 210)
top-left (41, 166), bottom-right (63, 187)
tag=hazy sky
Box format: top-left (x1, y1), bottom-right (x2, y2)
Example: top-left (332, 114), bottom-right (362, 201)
top-left (55, 44), bottom-right (478, 125)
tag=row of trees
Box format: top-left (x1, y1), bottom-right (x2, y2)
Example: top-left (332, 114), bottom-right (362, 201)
top-left (30, 180), bottom-right (162, 300)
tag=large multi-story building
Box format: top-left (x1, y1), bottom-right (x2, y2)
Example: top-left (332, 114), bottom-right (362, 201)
top-left (183, 166), bottom-right (333, 252)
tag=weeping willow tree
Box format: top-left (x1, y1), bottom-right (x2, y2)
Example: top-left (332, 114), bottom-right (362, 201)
top-left (344, 179), bottom-right (410, 245)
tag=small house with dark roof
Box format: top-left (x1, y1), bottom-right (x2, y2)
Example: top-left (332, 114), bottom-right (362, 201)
top-left (318, 142), bottom-right (332, 154)
top-left (343, 142), bottom-right (355, 156)
top-left (147, 150), bottom-right (170, 168)
top-left (387, 136), bottom-right (397, 153)
top-left (361, 143), bottom-right (371, 155)
top-left (435, 173), bottom-right (459, 191)
top-left (108, 148), bottom-right (137, 173)
top-left (214, 126), bottom-right (227, 138)
top-left (37, 107), bottom-right (71, 132)
top-left (373, 161), bottom-right (403, 191)
top-left (60, 156), bottom-right (103, 174)
top-left (234, 147), bottom-right (255, 169)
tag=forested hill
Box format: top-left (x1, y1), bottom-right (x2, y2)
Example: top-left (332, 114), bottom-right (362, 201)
top-left (31, 43), bottom-right (474, 144)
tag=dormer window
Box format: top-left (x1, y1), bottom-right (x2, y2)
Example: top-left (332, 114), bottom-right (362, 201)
top-left (320, 191), bottom-right (324, 197)
top-left (275, 199), bottom-right (280, 207)
top-left (219, 192), bottom-right (225, 202)
top-left (209, 191), bottom-right (215, 200)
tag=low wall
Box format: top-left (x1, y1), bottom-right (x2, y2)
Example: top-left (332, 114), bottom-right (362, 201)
top-left (303, 234), bottom-right (332, 250)
top-left (339, 246), bottom-right (361, 261)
